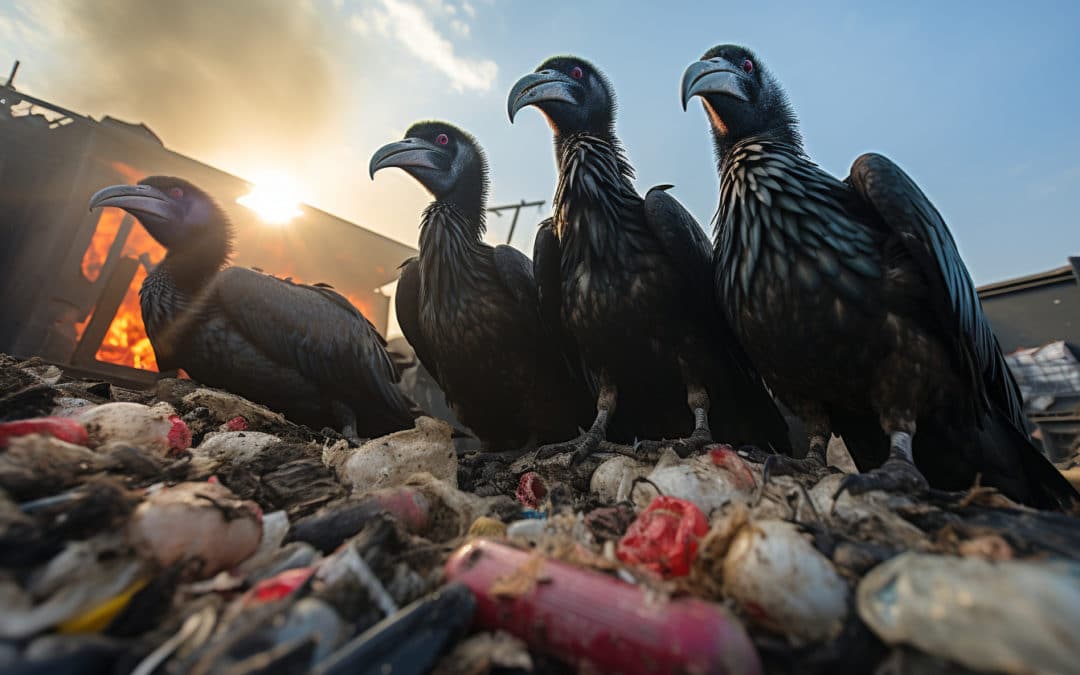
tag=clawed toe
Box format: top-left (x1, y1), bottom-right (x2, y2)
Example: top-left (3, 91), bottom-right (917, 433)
top-left (537, 433), bottom-right (602, 464)
top-left (833, 458), bottom-right (928, 500)
top-left (634, 433), bottom-right (714, 460)
top-left (761, 452), bottom-right (833, 485)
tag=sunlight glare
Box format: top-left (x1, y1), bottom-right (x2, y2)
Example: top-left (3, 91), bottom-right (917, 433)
top-left (237, 171), bottom-right (303, 225)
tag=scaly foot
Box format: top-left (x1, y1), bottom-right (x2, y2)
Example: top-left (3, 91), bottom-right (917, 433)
top-left (536, 431), bottom-right (614, 465)
top-left (633, 429), bottom-right (715, 461)
top-left (833, 456), bottom-right (928, 500)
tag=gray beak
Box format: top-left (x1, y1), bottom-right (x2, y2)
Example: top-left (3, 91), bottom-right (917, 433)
top-left (681, 59), bottom-right (750, 110)
top-left (369, 138), bottom-right (449, 180)
top-left (88, 183), bottom-right (180, 223)
top-left (507, 70), bottom-right (579, 123)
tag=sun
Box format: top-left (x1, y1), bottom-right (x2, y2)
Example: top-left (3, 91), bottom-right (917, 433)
top-left (237, 171), bottom-right (303, 225)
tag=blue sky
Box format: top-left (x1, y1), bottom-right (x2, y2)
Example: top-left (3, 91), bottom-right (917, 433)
top-left (2, 0), bottom-right (1078, 284)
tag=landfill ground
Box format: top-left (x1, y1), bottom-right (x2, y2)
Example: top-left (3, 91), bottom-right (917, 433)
top-left (1, 353), bottom-right (1079, 675)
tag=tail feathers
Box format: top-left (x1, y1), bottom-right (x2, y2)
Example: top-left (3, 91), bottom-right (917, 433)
top-left (982, 411), bottom-right (1080, 513)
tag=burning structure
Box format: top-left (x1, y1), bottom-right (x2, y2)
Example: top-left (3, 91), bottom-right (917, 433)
top-left (0, 76), bottom-right (415, 387)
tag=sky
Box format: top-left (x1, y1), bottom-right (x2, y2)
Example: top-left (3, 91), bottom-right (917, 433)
top-left (2, 0), bottom-right (1078, 285)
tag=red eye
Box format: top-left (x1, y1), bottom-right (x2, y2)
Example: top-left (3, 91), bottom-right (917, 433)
top-left (436, 133), bottom-right (449, 145)
top-left (168, 187), bottom-right (184, 199)
top-left (570, 66), bottom-right (584, 80)
top-left (742, 59), bottom-right (754, 74)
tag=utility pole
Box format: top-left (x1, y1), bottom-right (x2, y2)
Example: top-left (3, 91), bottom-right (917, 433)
top-left (4, 61), bottom-right (19, 88)
top-left (487, 199), bottom-right (545, 246)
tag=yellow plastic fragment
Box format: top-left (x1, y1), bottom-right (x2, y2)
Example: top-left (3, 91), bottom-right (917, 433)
top-left (57, 578), bottom-right (149, 634)
top-left (468, 516), bottom-right (508, 539)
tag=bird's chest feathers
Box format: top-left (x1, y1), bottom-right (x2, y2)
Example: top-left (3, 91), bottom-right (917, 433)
top-left (717, 146), bottom-right (888, 390)
top-left (416, 216), bottom-right (506, 358)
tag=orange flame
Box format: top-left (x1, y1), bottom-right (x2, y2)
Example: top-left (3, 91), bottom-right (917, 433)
top-left (74, 162), bottom-right (166, 371)
top-left (73, 159), bottom-right (375, 373)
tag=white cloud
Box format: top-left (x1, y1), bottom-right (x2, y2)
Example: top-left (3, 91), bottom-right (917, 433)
top-left (359, 0), bottom-right (496, 93)
top-left (450, 18), bottom-right (470, 37)
top-left (461, 1), bottom-right (476, 18)
top-left (349, 13), bottom-right (370, 34)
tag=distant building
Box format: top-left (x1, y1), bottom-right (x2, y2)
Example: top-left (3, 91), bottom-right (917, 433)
top-left (979, 258), bottom-right (1080, 460)
top-left (1, 80), bottom-right (415, 387)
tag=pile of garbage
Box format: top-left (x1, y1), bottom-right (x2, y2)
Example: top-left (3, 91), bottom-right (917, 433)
top-left (2, 353), bottom-right (1079, 675)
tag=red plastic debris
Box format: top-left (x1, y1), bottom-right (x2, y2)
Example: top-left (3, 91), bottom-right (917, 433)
top-left (166, 415), bottom-right (192, 453)
top-left (616, 496), bottom-right (709, 578)
top-left (246, 567), bottom-right (315, 604)
top-left (0, 417), bottom-right (89, 447)
top-left (515, 472), bottom-right (547, 509)
top-left (445, 539), bottom-right (761, 675)
top-left (224, 416), bottom-right (249, 431)
top-left (709, 444), bottom-right (757, 490)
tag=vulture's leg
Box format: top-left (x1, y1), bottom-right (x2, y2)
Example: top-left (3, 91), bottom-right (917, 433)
top-left (742, 403), bottom-right (833, 484)
top-left (333, 402), bottom-right (363, 445)
top-left (834, 415), bottom-right (928, 498)
top-left (537, 374), bottom-right (624, 465)
top-left (633, 376), bottom-right (714, 460)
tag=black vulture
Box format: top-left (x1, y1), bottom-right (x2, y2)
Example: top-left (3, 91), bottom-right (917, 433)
top-left (682, 45), bottom-right (1079, 510)
top-left (370, 121), bottom-right (593, 451)
top-left (88, 177), bottom-right (418, 441)
top-left (508, 56), bottom-right (790, 463)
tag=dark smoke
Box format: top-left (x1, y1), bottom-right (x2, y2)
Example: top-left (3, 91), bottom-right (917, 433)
top-left (44, 0), bottom-right (343, 159)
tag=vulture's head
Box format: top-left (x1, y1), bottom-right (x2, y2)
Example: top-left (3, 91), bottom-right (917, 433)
top-left (508, 56), bottom-right (615, 137)
top-left (681, 45), bottom-right (800, 157)
top-left (370, 121), bottom-right (488, 213)
top-left (89, 176), bottom-right (230, 253)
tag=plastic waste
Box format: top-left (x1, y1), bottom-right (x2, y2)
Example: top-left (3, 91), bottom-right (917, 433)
top-left (182, 386), bottom-right (287, 428)
top-left (445, 538), bottom-right (762, 674)
top-left (56, 578), bottom-right (149, 633)
top-left (287, 487), bottom-right (431, 553)
top-left (616, 495), bottom-right (709, 578)
top-left (515, 472), bottom-right (547, 509)
top-left (0, 435), bottom-right (117, 500)
top-left (0, 416), bottom-right (89, 447)
top-left (313, 583), bottom-right (476, 675)
top-left (633, 447), bottom-right (756, 514)
top-left (589, 454), bottom-right (655, 504)
top-left (0, 537), bottom-right (145, 639)
top-left (323, 416), bottom-right (456, 493)
top-left (717, 518), bottom-right (849, 645)
top-left (79, 402), bottom-right (191, 455)
top-left (467, 516), bottom-right (507, 538)
top-left (858, 552), bottom-right (1080, 675)
top-left (128, 481), bottom-right (263, 578)
top-left (244, 567), bottom-right (315, 605)
top-left (194, 431), bottom-right (281, 466)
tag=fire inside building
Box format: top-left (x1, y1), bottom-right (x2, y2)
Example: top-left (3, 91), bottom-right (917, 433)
top-left (0, 75), bottom-right (416, 392)
top-left (1, 71), bottom-right (1077, 457)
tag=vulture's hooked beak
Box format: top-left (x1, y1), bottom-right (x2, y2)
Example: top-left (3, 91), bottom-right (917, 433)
top-left (681, 59), bottom-right (750, 110)
top-left (369, 138), bottom-right (450, 180)
top-left (88, 183), bottom-right (181, 224)
top-left (507, 70), bottom-right (580, 123)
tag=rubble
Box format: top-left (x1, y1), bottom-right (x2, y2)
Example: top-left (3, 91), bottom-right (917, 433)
top-left (1, 353), bottom-right (1079, 674)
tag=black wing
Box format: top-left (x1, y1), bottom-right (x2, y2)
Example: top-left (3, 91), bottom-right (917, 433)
top-left (493, 244), bottom-right (539, 313)
top-left (534, 218), bottom-right (596, 396)
top-left (642, 185), bottom-right (713, 307)
top-left (532, 219), bottom-right (563, 334)
top-left (213, 266), bottom-right (413, 422)
top-left (847, 153), bottom-right (1024, 429)
top-left (395, 258), bottom-right (440, 384)
top-left (643, 186), bottom-right (790, 450)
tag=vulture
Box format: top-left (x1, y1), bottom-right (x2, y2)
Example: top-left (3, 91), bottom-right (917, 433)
top-left (508, 56), bottom-right (790, 463)
top-left (682, 44), bottom-right (1079, 510)
top-left (88, 177), bottom-right (418, 441)
top-left (370, 121), bottom-right (593, 451)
